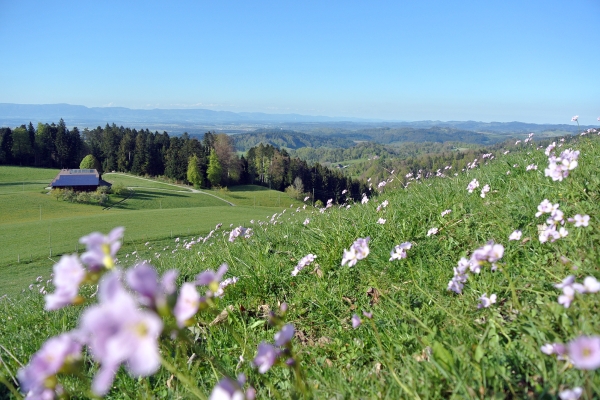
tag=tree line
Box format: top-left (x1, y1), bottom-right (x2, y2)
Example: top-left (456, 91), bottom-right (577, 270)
top-left (0, 120), bottom-right (370, 204)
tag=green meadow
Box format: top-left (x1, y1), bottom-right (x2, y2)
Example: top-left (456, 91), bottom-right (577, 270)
top-left (1, 132), bottom-right (600, 398)
top-left (0, 167), bottom-right (303, 296)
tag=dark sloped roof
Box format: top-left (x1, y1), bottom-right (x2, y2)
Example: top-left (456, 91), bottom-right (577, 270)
top-left (51, 169), bottom-right (103, 187)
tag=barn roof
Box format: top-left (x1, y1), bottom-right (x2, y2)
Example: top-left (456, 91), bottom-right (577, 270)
top-left (50, 169), bottom-right (111, 188)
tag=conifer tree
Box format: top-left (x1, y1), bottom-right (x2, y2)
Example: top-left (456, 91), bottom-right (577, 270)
top-left (207, 149), bottom-right (222, 187)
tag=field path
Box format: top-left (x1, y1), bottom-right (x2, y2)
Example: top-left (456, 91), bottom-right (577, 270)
top-left (103, 173), bottom-right (235, 206)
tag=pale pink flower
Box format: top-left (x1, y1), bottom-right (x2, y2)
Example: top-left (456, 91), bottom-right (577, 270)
top-left (427, 227), bottom-right (438, 236)
top-left (559, 387), bottom-right (583, 400)
top-left (477, 293), bottom-right (497, 308)
top-left (572, 214), bottom-right (590, 227)
top-left (45, 254), bottom-right (86, 310)
top-left (389, 242), bottom-right (412, 261)
top-left (508, 230), bottom-right (522, 241)
top-left (174, 283), bottom-right (202, 327)
top-left (377, 218), bottom-right (386, 225)
top-left (571, 115), bottom-right (579, 122)
top-left (568, 336), bottom-right (600, 370)
top-left (441, 209), bottom-right (451, 217)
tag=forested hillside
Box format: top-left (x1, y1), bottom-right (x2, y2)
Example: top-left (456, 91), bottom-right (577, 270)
top-left (232, 129), bottom-right (355, 151)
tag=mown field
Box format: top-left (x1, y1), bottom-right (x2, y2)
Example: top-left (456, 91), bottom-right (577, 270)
top-left (0, 167), bottom-right (303, 296)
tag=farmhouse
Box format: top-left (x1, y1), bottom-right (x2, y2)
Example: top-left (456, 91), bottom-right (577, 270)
top-left (50, 169), bottom-right (112, 192)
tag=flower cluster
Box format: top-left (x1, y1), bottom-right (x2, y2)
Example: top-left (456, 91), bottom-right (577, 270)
top-left (544, 147), bottom-right (580, 181)
top-left (447, 241), bottom-right (504, 294)
top-left (389, 242), bottom-right (411, 261)
top-left (467, 179), bottom-right (480, 193)
top-left (291, 254), bottom-right (317, 276)
top-left (542, 335), bottom-right (600, 370)
top-left (341, 237), bottom-right (370, 267)
top-left (229, 226), bottom-right (252, 242)
top-left (480, 184), bottom-right (490, 198)
top-left (554, 275), bottom-right (600, 308)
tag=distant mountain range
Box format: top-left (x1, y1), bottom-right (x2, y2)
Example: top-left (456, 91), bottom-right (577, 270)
top-left (0, 103), bottom-right (374, 125)
top-left (0, 103), bottom-right (592, 137)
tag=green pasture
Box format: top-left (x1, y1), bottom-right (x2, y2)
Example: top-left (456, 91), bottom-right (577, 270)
top-left (0, 205), bottom-right (282, 296)
top-left (103, 173), bottom-right (193, 192)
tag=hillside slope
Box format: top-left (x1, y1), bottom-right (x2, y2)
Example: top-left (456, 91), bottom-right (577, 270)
top-left (1, 129), bottom-right (599, 398)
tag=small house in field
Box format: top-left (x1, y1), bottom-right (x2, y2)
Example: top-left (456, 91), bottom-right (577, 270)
top-left (50, 169), bottom-right (112, 192)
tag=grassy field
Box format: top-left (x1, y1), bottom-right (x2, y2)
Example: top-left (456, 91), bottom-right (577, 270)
top-left (0, 168), bottom-right (304, 296)
top-left (1, 132), bottom-right (599, 398)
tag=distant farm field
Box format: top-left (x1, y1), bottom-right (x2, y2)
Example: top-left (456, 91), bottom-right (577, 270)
top-left (0, 167), bottom-right (304, 296)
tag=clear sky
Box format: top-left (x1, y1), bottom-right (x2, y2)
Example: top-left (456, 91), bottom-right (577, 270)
top-left (1, 0), bottom-right (599, 124)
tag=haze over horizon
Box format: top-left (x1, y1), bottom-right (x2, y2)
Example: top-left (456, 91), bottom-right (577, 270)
top-left (1, 1), bottom-right (599, 125)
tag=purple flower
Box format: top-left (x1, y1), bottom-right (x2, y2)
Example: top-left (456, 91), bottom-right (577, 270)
top-left (18, 333), bottom-right (82, 394)
top-left (45, 254), bottom-right (86, 310)
top-left (174, 283), bottom-right (202, 328)
top-left (477, 293), bottom-right (497, 309)
top-left (196, 264), bottom-right (228, 294)
top-left (215, 277), bottom-right (239, 298)
top-left (467, 179), bottom-right (480, 193)
top-left (341, 238), bottom-right (370, 267)
top-left (126, 263), bottom-right (178, 310)
top-left (351, 314), bottom-right (361, 328)
top-left (559, 387), bottom-right (582, 400)
top-left (292, 254), bottom-right (317, 276)
top-left (480, 184), bottom-right (490, 198)
top-left (441, 209), bottom-right (451, 217)
top-left (79, 227), bottom-right (125, 270)
top-left (253, 342), bottom-right (280, 374)
top-left (209, 375), bottom-right (254, 400)
top-left (274, 324), bottom-right (295, 346)
top-left (79, 271), bottom-right (163, 395)
top-left (568, 336), bottom-right (600, 370)
top-left (572, 214), bottom-right (590, 227)
top-left (229, 227), bottom-right (249, 242)
top-left (389, 242), bottom-right (411, 261)
top-left (558, 286), bottom-right (575, 308)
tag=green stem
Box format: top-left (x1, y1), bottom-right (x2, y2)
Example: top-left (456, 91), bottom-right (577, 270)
top-left (368, 319), bottom-right (420, 399)
top-left (160, 355), bottom-right (207, 400)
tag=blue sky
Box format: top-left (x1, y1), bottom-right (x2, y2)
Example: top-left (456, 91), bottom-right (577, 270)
top-left (1, 0), bottom-right (599, 124)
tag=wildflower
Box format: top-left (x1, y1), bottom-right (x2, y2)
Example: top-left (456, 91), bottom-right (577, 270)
top-left (477, 293), bottom-right (497, 308)
top-left (215, 277), bottom-right (239, 298)
top-left (377, 218), bottom-right (386, 224)
top-left (274, 324), bottom-right (295, 346)
top-left (361, 195), bottom-right (369, 204)
top-left (209, 375), bottom-right (255, 400)
top-left (253, 343), bottom-right (280, 374)
top-left (427, 227), bottom-right (438, 236)
top-left (303, 218), bottom-right (310, 226)
top-left (341, 189), bottom-right (347, 195)
top-left (441, 209), bottom-right (451, 217)
top-left (79, 226), bottom-right (125, 270)
top-left (174, 283), bottom-right (202, 327)
top-left (541, 343), bottom-right (566, 356)
top-left (508, 230), bottom-right (522, 241)
top-left (467, 179), bottom-right (480, 193)
top-left (351, 314), bottom-right (361, 328)
top-left (126, 263), bottom-right (178, 310)
top-left (341, 238), bottom-right (370, 267)
top-left (480, 184), bottom-right (490, 198)
top-left (196, 264), bottom-right (229, 295)
top-left (381, 200), bottom-right (389, 208)
top-left (291, 254), bottom-right (317, 276)
top-left (18, 333), bottom-right (82, 396)
top-left (535, 199), bottom-right (555, 217)
top-left (572, 276), bottom-right (600, 294)
top-left (558, 286), bottom-right (575, 308)
top-left (572, 214), bottom-right (590, 227)
top-left (389, 242), bottom-right (411, 261)
top-left (568, 336), bottom-right (600, 370)
top-left (229, 227), bottom-right (248, 242)
top-left (80, 271), bottom-right (163, 396)
top-left (45, 254), bottom-right (86, 311)
top-left (571, 115), bottom-right (579, 122)
top-left (559, 387), bottom-right (583, 400)
top-left (526, 164), bottom-right (537, 171)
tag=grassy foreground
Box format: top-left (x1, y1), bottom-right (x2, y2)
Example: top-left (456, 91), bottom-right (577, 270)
top-left (1, 132), bottom-right (599, 398)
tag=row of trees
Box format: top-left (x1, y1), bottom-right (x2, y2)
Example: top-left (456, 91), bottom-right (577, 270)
top-left (0, 120), bottom-right (370, 204)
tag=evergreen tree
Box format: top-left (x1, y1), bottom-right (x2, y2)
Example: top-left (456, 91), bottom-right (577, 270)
top-left (0, 128), bottom-right (13, 164)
